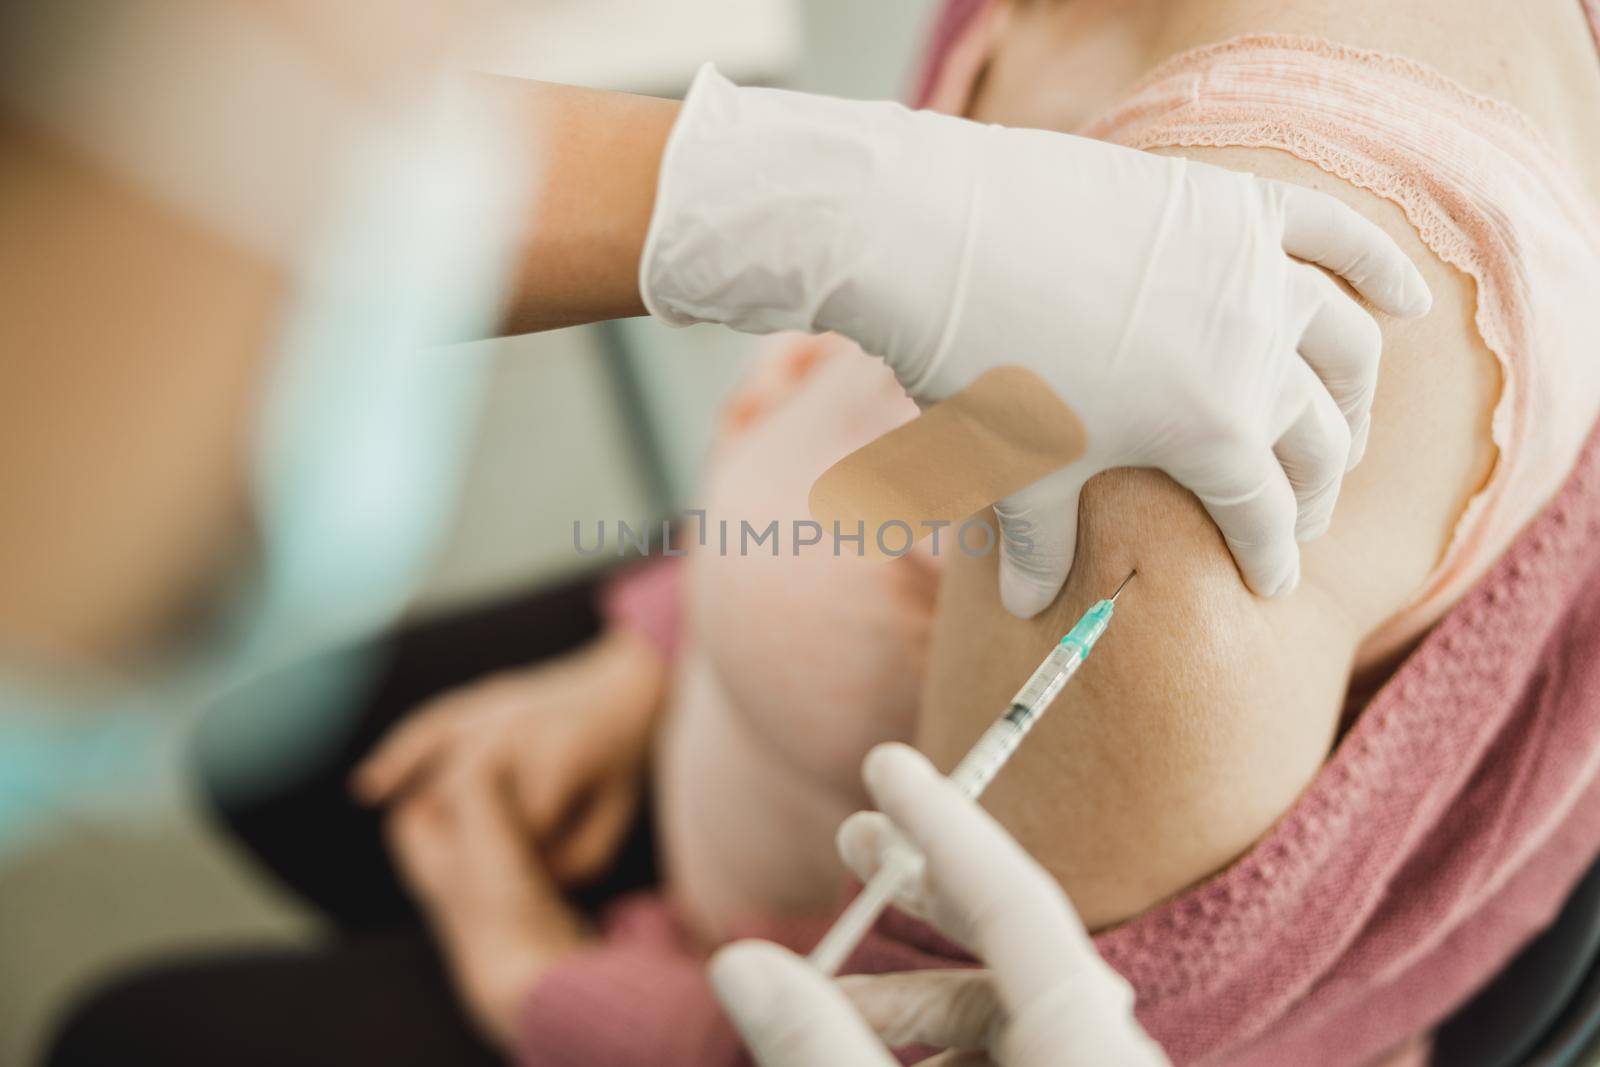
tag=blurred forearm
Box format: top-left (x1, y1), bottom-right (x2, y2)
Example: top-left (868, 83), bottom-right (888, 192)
top-left (485, 77), bottom-right (679, 335)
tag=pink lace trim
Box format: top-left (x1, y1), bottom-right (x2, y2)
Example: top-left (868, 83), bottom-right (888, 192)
top-left (1085, 32), bottom-right (1600, 642)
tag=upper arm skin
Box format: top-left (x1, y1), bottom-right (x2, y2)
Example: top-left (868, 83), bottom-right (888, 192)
top-left (914, 146), bottom-right (1498, 930)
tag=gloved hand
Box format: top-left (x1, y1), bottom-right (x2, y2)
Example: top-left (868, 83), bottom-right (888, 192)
top-left (708, 743), bottom-right (1171, 1067)
top-left (643, 65), bottom-right (1431, 616)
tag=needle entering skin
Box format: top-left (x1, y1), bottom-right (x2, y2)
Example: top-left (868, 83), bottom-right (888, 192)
top-left (1109, 568), bottom-right (1137, 604)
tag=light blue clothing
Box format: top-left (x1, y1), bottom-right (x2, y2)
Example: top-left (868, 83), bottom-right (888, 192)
top-left (0, 81), bottom-right (523, 857)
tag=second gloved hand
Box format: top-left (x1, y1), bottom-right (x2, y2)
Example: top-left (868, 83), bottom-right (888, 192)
top-left (709, 743), bottom-right (1171, 1067)
top-left (642, 65), bottom-right (1431, 616)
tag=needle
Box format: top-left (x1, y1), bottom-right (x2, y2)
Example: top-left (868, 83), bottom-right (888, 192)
top-left (1109, 568), bottom-right (1137, 604)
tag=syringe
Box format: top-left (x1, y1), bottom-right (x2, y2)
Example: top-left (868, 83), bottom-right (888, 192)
top-left (807, 569), bottom-right (1136, 976)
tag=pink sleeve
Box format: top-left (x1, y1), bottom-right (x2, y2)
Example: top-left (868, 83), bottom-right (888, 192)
top-left (516, 896), bottom-right (748, 1067)
top-left (517, 894), bottom-right (974, 1067)
top-left (599, 558), bottom-right (684, 661)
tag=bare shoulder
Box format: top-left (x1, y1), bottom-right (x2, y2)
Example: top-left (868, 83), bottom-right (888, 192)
top-left (918, 481), bottom-right (1345, 929)
top-left (1167, 145), bottom-right (1498, 655)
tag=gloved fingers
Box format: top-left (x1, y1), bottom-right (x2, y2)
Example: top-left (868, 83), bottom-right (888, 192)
top-left (1165, 442), bottom-right (1302, 597)
top-left (1000, 978), bottom-right (1172, 1067)
top-left (837, 969), bottom-right (1000, 1050)
top-left (1291, 262), bottom-right (1383, 467)
top-left (1274, 361), bottom-right (1352, 541)
top-left (838, 811), bottom-right (942, 931)
top-left (993, 466), bottom-right (1090, 619)
top-left (709, 940), bottom-right (900, 1067)
top-left (861, 743), bottom-right (1101, 1010)
top-left (837, 810), bottom-right (891, 883)
top-left (1272, 179), bottom-right (1432, 318)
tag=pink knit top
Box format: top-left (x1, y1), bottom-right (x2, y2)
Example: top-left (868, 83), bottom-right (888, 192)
top-left (518, 10), bottom-right (1600, 1067)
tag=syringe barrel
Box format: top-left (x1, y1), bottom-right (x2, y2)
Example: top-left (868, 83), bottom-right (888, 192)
top-left (1009, 641), bottom-right (1084, 710)
top-left (949, 641), bottom-right (1084, 798)
top-left (948, 719), bottom-right (1024, 798)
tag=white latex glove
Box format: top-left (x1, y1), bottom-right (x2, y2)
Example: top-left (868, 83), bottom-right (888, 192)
top-left (708, 743), bottom-right (1171, 1067)
top-left (643, 65), bottom-right (1431, 616)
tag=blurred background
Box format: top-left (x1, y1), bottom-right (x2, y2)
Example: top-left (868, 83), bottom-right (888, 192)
top-left (0, 2), bottom-right (937, 1062)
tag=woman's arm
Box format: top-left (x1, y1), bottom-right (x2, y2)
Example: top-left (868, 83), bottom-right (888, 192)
top-left (916, 146), bottom-right (1498, 929)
